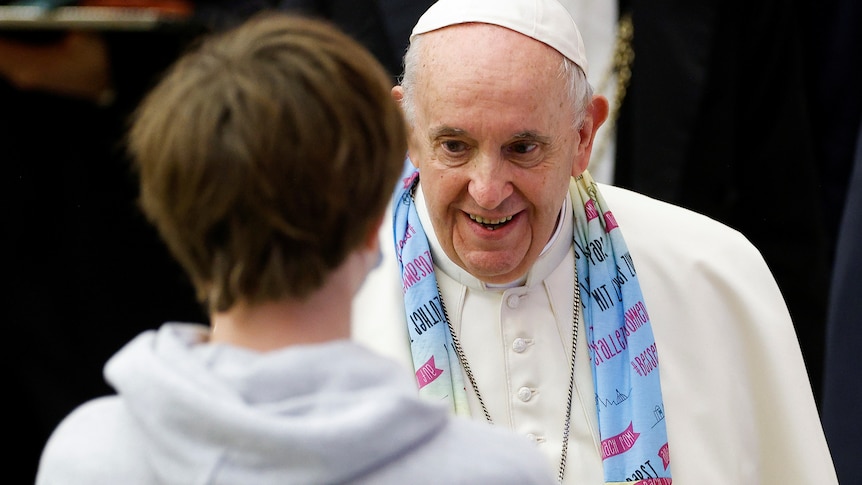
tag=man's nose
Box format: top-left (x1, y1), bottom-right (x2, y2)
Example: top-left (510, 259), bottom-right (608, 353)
top-left (467, 154), bottom-right (513, 209)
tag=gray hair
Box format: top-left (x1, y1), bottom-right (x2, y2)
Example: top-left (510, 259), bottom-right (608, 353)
top-left (399, 34), bottom-right (593, 129)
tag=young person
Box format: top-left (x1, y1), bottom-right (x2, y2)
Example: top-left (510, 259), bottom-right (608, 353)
top-left (36, 12), bottom-right (554, 485)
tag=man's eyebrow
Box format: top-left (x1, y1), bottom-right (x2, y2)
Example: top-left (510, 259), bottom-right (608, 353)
top-left (430, 126), bottom-right (467, 138)
top-left (429, 128), bottom-right (552, 144)
top-left (511, 131), bottom-right (552, 144)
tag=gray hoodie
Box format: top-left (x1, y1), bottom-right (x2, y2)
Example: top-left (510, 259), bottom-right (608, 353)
top-left (36, 323), bottom-right (554, 484)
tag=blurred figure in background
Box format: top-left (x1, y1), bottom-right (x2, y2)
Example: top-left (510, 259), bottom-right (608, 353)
top-left (821, 121), bottom-right (862, 484)
top-left (812, 0), bottom-right (862, 482)
top-left (2, 7), bottom-right (206, 481)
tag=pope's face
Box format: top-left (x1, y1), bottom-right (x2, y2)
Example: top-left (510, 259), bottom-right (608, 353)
top-left (402, 24), bottom-right (595, 284)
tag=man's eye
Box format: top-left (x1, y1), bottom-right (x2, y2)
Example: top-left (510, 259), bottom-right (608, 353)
top-left (507, 142), bottom-right (538, 155)
top-left (442, 140), bottom-right (468, 153)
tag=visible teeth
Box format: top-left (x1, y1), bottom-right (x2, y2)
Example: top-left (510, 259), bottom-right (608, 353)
top-left (469, 214), bottom-right (513, 225)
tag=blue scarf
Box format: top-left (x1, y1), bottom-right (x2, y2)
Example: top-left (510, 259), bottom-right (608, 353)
top-left (393, 163), bottom-right (671, 484)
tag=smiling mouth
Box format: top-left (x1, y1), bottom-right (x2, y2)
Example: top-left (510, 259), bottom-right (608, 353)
top-left (469, 214), bottom-right (514, 231)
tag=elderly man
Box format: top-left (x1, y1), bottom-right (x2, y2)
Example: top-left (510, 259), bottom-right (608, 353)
top-left (352, 0), bottom-right (837, 483)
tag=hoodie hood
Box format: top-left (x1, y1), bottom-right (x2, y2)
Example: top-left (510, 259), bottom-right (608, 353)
top-left (105, 323), bottom-right (447, 484)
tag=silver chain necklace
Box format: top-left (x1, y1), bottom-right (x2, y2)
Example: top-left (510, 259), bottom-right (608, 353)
top-left (437, 266), bottom-right (580, 484)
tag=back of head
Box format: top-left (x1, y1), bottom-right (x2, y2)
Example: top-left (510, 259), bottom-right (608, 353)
top-left (128, 13), bottom-right (407, 312)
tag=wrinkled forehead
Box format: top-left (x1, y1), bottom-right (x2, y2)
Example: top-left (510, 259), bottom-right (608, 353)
top-left (409, 25), bottom-right (574, 133)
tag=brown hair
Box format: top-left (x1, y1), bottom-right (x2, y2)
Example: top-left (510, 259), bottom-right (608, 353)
top-left (127, 12), bottom-right (407, 313)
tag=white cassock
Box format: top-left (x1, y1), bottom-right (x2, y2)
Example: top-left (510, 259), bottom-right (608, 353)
top-left (352, 182), bottom-right (837, 484)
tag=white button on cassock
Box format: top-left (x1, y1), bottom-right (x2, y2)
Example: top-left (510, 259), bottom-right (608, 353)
top-left (513, 338), bottom-right (528, 353)
top-left (517, 386), bottom-right (533, 402)
top-left (506, 294), bottom-right (520, 308)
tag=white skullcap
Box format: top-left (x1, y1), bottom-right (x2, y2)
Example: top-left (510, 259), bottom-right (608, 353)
top-left (410, 0), bottom-right (589, 76)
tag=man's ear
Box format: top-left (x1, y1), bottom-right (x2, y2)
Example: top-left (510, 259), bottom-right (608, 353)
top-left (391, 85), bottom-right (404, 104)
top-left (572, 94), bottom-right (610, 177)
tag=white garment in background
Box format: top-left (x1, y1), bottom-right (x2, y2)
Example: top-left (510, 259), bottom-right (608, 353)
top-left (562, 0), bottom-right (618, 184)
